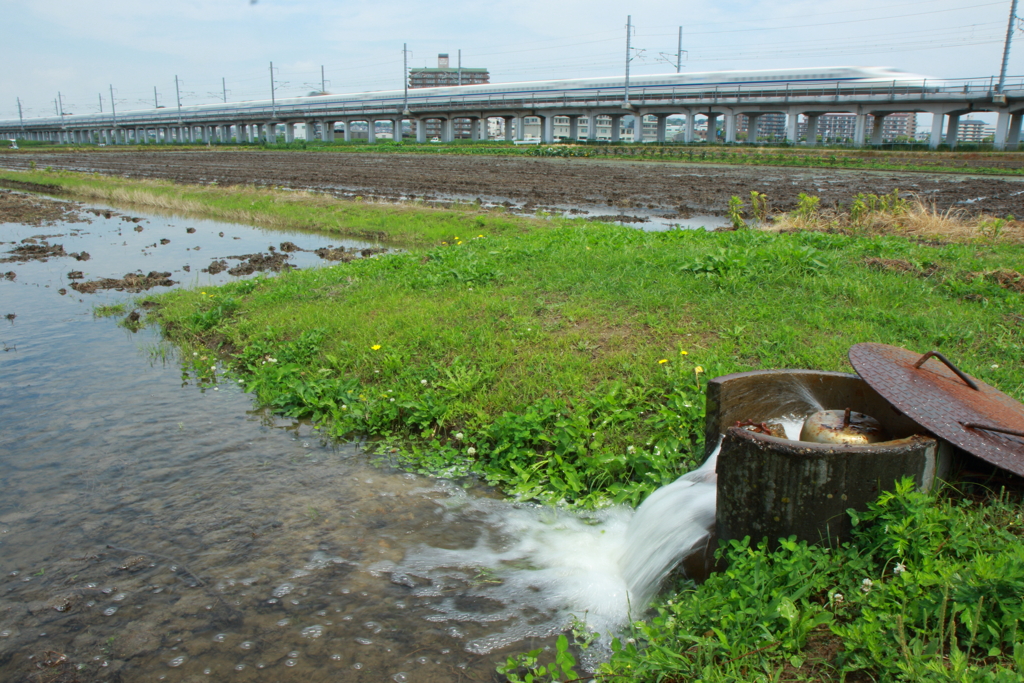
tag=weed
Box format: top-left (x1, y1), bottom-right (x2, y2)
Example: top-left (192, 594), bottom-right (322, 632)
top-left (727, 195), bottom-right (745, 229)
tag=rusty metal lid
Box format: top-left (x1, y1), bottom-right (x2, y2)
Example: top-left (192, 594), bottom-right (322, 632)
top-left (849, 343), bottom-right (1024, 476)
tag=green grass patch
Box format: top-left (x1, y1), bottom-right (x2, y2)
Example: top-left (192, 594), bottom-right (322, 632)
top-left (92, 303), bottom-right (126, 318)
top-left (150, 209), bottom-right (1024, 508)
top-left (0, 169), bottom-right (541, 246)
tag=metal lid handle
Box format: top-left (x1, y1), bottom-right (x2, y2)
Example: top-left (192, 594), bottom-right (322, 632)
top-left (914, 350), bottom-right (979, 390)
top-left (961, 422), bottom-right (1024, 438)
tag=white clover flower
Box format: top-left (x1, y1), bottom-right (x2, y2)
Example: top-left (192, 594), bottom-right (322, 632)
top-left (210, 366), bottom-right (216, 371)
top-left (893, 562), bottom-right (906, 575)
top-left (992, 364), bottom-right (1000, 369)
top-left (467, 447), bottom-right (477, 456)
top-left (421, 379), bottom-right (428, 385)
top-left (627, 445), bottom-right (636, 454)
top-left (861, 578), bottom-right (873, 593)
top-left (193, 352), bottom-right (198, 356)
top-left (455, 433), bottom-right (464, 441)
top-left (833, 592), bottom-right (844, 603)
top-left (238, 379), bottom-right (244, 383)
top-left (389, 398), bottom-right (395, 402)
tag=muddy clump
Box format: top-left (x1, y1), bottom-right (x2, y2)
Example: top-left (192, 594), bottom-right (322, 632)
top-left (3, 271), bottom-right (15, 281)
top-left (278, 241), bottom-right (302, 253)
top-left (315, 246), bottom-right (387, 262)
top-left (70, 271), bottom-right (175, 294)
top-left (0, 188), bottom-right (91, 226)
top-left (2, 242), bottom-right (67, 262)
top-left (203, 260), bottom-right (228, 275)
top-left (225, 251), bottom-right (293, 276)
top-left (186, 227), bottom-right (196, 234)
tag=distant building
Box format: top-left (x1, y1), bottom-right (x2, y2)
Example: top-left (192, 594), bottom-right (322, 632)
top-left (958, 119), bottom-right (994, 142)
top-left (409, 54), bottom-right (489, 139)
top-left (794, 112), bottom-right (916, 143)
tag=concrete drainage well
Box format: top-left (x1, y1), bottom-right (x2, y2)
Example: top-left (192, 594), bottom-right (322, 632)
top-left (708, 368), bottom-right (949, 548)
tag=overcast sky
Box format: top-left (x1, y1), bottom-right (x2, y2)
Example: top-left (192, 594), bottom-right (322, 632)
top-left (1, 0), bottom-right (1020, 121)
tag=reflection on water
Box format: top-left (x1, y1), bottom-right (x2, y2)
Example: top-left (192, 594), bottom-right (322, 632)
top-left (0, 194), bottom-right (676, 682)
top-left (1, 197), bottom-right (527, 681)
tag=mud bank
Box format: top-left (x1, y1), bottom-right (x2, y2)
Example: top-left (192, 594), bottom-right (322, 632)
top-left (2, 150), bottom-right (1023, 219)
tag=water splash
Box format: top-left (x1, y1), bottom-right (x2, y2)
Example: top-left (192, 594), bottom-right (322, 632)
top-left (620, 444), bottom-right (719, 612)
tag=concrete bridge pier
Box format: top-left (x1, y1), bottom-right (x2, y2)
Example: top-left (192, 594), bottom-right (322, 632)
top-left (786, 112), bottom-right (798, 144)
top-left (928, 112), bottom-right (944, 149)
top-left (993, 110), bottom-right (1024, 150)
top-left (568, 115), bottom-right (580, 141)
top-left (805, 114), bottom-right (820, 146)
top-left (267, 122), bottom-right (279, 144)
top-left (365, 119), bottom-right (375, 143)
top-left (609, 114), bottom-right (622, 142)
top-left (683, 112), bottom-right (695, 143)
top-left (1008, 113), bottom-right (1023, 148)
top-left (284, 122), bottom-right (295, 143)
top-left (944, 114), bottom-right (961, 149)
top-left (515, 116), bottom-right (526, 141)
top-left (655, 114), bottom-right (668, 143)
top-left (724, 113), bottom-right (737, 143)
top-left (870, 115), bottom-right (886, 145)
top-left (706, 113), bottom-right (720, 142)
top-left (441, 118), bottom-right (454, 142)
top-left (503, 117), bottom-right (514, 141)
top-left (853, 113), bottom-right (867, 147)
top-left (468, 118), bottom-right (480, 141)
top-left (415, 119), bottom-right (427, 143)
top-left (391, 118), bottom-right (403, 142)
top-left (745, 114), bottom-right (760, 143)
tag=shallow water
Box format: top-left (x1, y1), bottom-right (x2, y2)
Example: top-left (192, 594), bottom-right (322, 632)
top-left (0, 195), bottom-right (723, 681)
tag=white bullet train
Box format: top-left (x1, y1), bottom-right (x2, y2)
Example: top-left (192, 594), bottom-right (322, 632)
top-left (7, 66), bottom-right (934, 128)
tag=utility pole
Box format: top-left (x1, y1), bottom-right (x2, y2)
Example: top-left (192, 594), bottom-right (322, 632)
top-left (321, 66), bottom-right (326, 94)
top-left (98, 93), bottom-right (104, 113)
top-left (625, 15), bottom-right (633, 104)
top-left (17, 97), bottom-right (24, 134)
top-left (677, 27), bottom-right (683, 73)
top-left (175, 75), bottom-right (182, 122)
top-left (998, 0), bottom-right (1019, 92)
top-left (222, 77), bottom-right (227, 103)
top-left (154, 86), bottom-right (159, 108)
top-left (110, 85), bottom-right (117, 126)
top-left (57, 92), bottom-right (65, 126)
top-left (403, 44), bottom-right (410, 113)
top-left (269, 61), bottom-right (276, 118)
top-left (458, 49), bottom-right (462, 86)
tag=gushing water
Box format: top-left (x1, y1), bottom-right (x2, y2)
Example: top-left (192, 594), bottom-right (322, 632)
top-left (377, 444), bottom-right (725, 667)
top-left (620, 444), bottom-right (719, 612)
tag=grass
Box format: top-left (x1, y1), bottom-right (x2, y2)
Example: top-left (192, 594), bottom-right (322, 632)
top-left (142, 188), bottom-right (1024, 508)
top-left (0, 169), bottom-right (540, 246)
top-left (4, 139), bottom-right (1024, 175)
top-left (6, 169), bottom-right (1024, 680)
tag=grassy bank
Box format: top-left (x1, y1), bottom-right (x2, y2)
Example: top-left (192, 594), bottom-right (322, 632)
top-left (0, 169), bottom-right (538, 245)
top-left (7, 170), bottom-right (1024, 679)
top-left (4, 140), bottom-right (1024, 175)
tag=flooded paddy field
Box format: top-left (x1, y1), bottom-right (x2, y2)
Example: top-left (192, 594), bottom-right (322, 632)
top-left (2, 150), bottom-right (1023, 228)
top-left (0, 191), bottom-right (651, 682)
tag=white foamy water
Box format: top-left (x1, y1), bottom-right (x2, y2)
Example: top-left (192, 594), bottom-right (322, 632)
top-left (373, 444), bottom-right (723, 665)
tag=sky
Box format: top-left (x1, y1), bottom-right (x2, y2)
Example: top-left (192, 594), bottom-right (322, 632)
top-left (1, 0), bottom-right (1021, 122)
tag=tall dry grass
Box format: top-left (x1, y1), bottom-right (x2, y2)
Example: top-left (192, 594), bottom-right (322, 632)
top-left (766, 196), bottom-right (1023, 243)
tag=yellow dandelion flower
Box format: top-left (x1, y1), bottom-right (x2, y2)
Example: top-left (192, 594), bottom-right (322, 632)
top-left (694, 366), bottom-right (704, 374)
top-left (680, 350), bottom-right (688, 355)
top-left (371, 344), bottom-right (382, 351)
top-left (457, 241), bottom-right (463, 245)
top-left (658, 359), bottom-right (668, 364)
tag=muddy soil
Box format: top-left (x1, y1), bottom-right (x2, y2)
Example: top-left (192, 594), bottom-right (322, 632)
top-left (0, 188), bottom-right (92, 226)
top-left (70, 271), bottom-right (176, 293)
top-left (2, 150), bottom-right (1024, 217)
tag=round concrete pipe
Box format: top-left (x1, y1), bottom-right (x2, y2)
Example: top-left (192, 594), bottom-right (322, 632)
top-left (716, 428), bottom-right (939, 548)
top-left (703, 369), bottom-right (926, 459)
top-left (705, 369), bottom-right (948, 548)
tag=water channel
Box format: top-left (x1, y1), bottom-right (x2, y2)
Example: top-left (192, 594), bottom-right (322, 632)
top-left (0, 192), bottom-right (676, 682)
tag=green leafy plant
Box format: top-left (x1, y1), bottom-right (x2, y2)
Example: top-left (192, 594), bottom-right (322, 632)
top-left (727, 195), bottom-right (745, 229)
